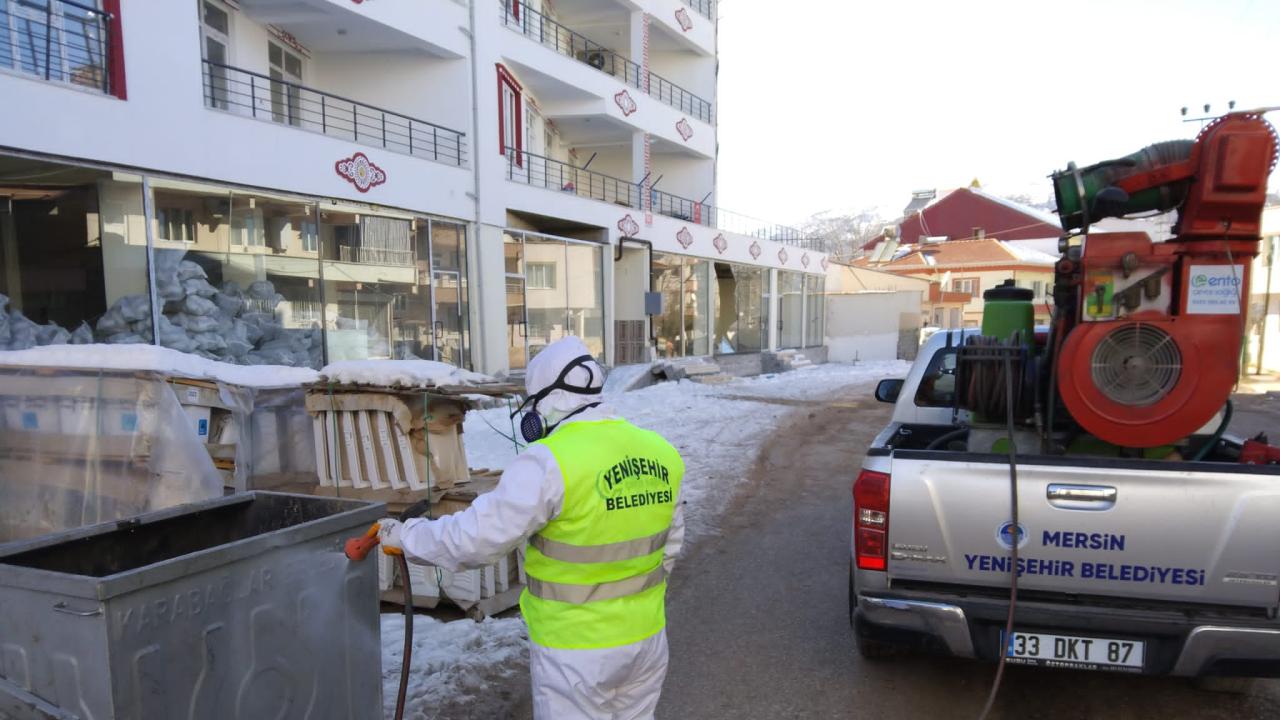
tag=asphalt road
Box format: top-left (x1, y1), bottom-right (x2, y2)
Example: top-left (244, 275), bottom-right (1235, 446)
top-left (656, 382), bottom-right (1280, 720)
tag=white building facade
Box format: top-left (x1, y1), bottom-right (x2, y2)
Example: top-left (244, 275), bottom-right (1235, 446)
top-left (0, 0), bottom-right (828, 374)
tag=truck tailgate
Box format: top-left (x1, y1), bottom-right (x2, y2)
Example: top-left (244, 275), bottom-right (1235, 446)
top-left (887, 453), bottom-right (1280, 608)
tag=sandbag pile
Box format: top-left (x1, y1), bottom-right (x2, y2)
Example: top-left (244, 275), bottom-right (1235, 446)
top-left (0, 293), bottom-right (95, 352)
top-left (0, 251), bottom-right (345, 368)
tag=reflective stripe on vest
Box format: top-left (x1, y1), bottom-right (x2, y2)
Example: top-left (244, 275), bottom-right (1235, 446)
top-left (526, 565), bottom-right (667, 605)
top-left (529, 529), bottom-right (670, 564)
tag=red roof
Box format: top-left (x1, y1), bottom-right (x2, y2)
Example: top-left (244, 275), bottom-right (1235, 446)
top-left (862, 188), bottom-right (1062, 251)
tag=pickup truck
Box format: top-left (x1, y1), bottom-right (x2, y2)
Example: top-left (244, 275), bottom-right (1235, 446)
top-left (850, 328), bottom-right (1280, 678)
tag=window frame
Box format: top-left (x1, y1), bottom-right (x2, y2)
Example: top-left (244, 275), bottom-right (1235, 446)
top-left (952, 277), bottom-right (980, 298)
top-left (497, 64), bottom-right (523, 166)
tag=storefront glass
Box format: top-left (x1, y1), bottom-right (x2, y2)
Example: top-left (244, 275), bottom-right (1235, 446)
top-left (713, 261), bottom-right (766, 354)
top-left (504, 230), bottom-right (607, 365)
top-left (1, 154), bottom-right (473, 368)
top-left (0, 160), bottom-right (152, 350)
top-left (652, 253), bottom-right (710, 358)
top-left (779, 271), bottom-right (804, 349)
top-left (805, 273), bottom-right (826, 347)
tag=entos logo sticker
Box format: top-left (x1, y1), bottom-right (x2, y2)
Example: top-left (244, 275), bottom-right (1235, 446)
top-left (996, 521), bottom-right (1029, 550)
top-left (1186, 264), bottom-right (1243, 315)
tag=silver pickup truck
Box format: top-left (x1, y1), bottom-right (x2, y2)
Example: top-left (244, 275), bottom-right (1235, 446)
top-left (850, 329), bottom-right (1280, 678)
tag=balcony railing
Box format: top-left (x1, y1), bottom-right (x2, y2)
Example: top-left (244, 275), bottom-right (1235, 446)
top-left (503, 150), bottom-right (826, 253)
top-left (338, 246), bottom-right (414, 266)
top-left (682, 0), bottom-right (715, 21)
top-left (202, 60), bottom-right (467, 166)
top-left (651, 189), bottom-right (827, 252)
top-left (501, 1), bottom-right (713, 125)
top-left (0, 0), bottom-right (113, 94)
top-left (506, 148), bottom-right (641, 208)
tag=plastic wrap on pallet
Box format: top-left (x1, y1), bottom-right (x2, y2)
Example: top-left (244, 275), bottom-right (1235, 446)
top-left (246, 387), bottom-right (316, 489)
top-left (0, 369), bottom-right (224, 544)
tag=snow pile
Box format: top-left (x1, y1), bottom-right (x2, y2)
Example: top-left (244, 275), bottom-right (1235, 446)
top-left (382, 614), bottom-right (529, 720)
top-left (319, 360), bottom-right (494, 389)
top-left (464, 360), bottom-right (911, 540)
top-left (0, 343), bottom-right (319, 388)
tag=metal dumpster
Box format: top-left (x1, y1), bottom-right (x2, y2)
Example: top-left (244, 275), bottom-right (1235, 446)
top-left (0, 492), bottom-right (385, 720)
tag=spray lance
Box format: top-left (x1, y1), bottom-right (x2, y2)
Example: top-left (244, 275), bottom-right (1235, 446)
top-left (345, 498), bottom-right (433, 720)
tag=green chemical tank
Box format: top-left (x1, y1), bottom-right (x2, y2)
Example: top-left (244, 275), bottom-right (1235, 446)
top-left (981, 279), bottom-right (1034, 345)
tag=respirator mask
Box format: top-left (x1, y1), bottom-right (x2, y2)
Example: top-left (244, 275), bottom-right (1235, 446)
top-left (511, 354), bottom-right (603, 443)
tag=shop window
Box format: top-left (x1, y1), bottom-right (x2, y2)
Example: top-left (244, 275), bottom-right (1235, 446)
top-left (712, 261), bottom-right (766, 354)
top-left (653, 254), bottom-right (709, 358)
top-left (804, 273), bottom-right (825, 347)
top-left (151, 180), bottom-right (324, 367)
top-left (778, 271), bottom-right (804, 348)
top-left (0, 159), bottom-right (151, 349)
top-left (504, 231), bottom-right (605, 366)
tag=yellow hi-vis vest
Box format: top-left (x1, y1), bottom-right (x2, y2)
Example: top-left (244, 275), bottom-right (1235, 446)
top-left (520, 418), bottom-right (684, 650)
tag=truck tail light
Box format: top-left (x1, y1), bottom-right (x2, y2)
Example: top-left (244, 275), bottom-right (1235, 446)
top-left (853, 470), bottom-right (890, 571)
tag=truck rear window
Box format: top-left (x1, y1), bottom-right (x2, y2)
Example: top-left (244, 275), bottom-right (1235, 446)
top-left (915, 347), bottom-right (957, 408)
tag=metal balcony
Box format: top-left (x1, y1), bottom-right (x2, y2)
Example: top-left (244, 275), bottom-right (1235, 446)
top-left (505, 148), bottom-right (641, 208)
top-left (650, 189), bottom-right (828, 252)
top-left (202, 60), bottom-right (468, 166)
top-left (501, 1), bottom-right (713, 125)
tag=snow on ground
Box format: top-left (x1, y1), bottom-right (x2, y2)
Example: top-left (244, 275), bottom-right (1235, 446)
top-left (0, 344), bottom-right (319, 388)
top-left (387, 360), bottom-right (909, 718)
top-left (320, 360), bottom-right (494, 389)
top-left (382, 614), bottom-right (530, 720)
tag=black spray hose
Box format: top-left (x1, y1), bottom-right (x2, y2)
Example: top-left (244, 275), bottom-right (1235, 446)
top-left (977, 354), bottom-right (1021, 720)
top-left (392, 497), bottom-right (433, 720)
top-left (925, 427), bottom-right (969, 451)
top-left (395, 553), bottom-right (413, 720)
top-left (1192, 400), bottom-right (1234, 462)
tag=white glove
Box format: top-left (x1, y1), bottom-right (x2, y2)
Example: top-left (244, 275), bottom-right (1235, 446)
top-left (377, 518), bottom-right (405, 556)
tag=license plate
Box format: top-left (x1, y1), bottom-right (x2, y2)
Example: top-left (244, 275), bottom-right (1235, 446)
top-left (1003, 631), bottom-right (1145, 671)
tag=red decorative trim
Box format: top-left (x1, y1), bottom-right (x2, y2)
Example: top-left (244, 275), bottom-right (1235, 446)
top-left (677, 227), bottom-right (693, 249)
top-left (675, 118), bottom-right (693, 141)
top-left (618, 214), bottom-right (640, 237)
top-left (102, 0), bottom-right (126, 99)
top-left (712, 234), bottom-right (727, 254)
top-left (497, 64), bottom-right (523, 165)
top-left (749, 241), bottom-right (762, 260)
top-left (335, 152), bottom-right (386, 193)
top-left (268, 26), bottom-right (311, 59)
top-left (675, 7), bottom-right (693, 32)
top-left (614, 90), bottom-right (638, 117)
top-left (778, 248), bottom-right (789, 265)
top-left (801, 253), bottom-right (810, 268)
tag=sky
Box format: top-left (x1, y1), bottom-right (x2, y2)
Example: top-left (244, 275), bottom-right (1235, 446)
top-left (715, 0), bottom-right (1280, 227)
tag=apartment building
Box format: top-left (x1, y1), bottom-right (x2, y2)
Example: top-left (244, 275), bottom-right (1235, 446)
top-left (0, 0), bottom-right (829, 375)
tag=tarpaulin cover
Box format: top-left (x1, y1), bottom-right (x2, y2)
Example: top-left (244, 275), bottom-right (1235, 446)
top-left (0, 369), bottom-right (224, 543)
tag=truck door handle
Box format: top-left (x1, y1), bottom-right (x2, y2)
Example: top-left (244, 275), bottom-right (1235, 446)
top-left (1047, 484), bottom-right (1117, 511)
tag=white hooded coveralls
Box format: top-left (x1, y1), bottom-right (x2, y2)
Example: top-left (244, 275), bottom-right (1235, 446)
top-left (397, 338), bottom-right (684, 720)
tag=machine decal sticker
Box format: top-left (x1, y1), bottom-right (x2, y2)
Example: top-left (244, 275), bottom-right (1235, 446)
top-left (1186, 265), bottom-right (1244, 314)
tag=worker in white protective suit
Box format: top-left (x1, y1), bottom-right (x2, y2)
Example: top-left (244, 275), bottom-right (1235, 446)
top-left (376, 336), bottom-right (685, 720)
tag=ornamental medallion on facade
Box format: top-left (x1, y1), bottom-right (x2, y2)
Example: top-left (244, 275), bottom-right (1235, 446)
top-left (335, 153), bottom-right (386, 193)
top-left (713, 234), bottom-right (728, 254)
top-left (749, 241), bottom-right (762, 260)
top-left (618, 214), bottom-right (641, 237)
top-left (677, 227), bottom-right (694, 249)
top-left (675, 118), bottom-right (693, 141)
top-left (614, 90), bottom-right (638, 116)
top-left (675, 8), bottom-right (693, 32)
